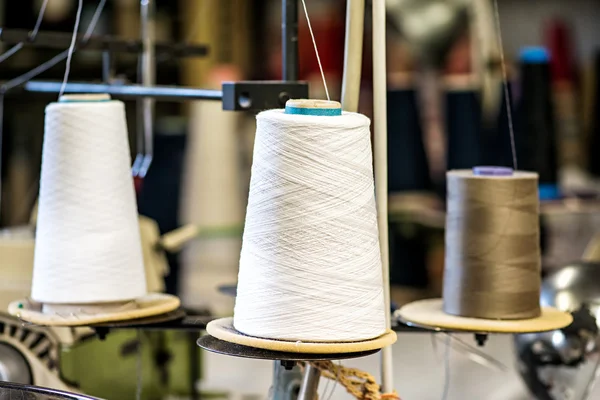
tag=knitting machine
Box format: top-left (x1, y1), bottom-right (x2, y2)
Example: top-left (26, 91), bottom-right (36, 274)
top-left (0, 0), bottom-right (310, 396)
top-left (0, 214), bottom-right (194, 394)
top-left (0, 381), bottom-right (99, 400)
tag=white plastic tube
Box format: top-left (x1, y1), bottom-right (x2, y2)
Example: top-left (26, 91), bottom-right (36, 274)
top-left (372, 0), bottom-right (394, 393)
top-left (341, 0), bottom-right (365, 112)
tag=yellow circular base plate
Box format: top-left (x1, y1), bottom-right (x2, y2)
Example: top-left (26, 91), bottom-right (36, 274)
top-left (398, 299), bottom-right (573, 333)
top-left (206, 317), bottom-right (397, 354)
top-left (8, 293), bottom-right (180, 327)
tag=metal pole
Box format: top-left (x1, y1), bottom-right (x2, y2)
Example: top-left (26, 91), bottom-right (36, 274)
top-left (372, 0), bottom-right (394, 393)
top-left (272, 362), bottom-right (303, 400)
top-left (23, 81), bottom-right (223, 101)
top-left (297, 364), bottom-right (320, 400)
top-left (136, 0), bottom-right (156, 178)
top-left (282, 0), bottom-right (298, 81)
top-left (341, 0), bottom-right (365, 112)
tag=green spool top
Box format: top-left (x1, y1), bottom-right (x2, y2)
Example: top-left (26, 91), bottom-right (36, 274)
top-left (58, 94), bottom-right (112, 103)
top-left (284, 99), bottom-right (342, 116)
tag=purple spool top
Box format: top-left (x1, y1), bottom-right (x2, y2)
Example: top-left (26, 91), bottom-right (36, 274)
top-left (472, 166), bottom-right (514, 176)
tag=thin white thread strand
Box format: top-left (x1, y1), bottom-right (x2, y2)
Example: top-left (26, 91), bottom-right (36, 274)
top-left (441, 334), bottom-right (451, 400)
top-left (493, 0), bottom-right (517, 170)
top-left (32, 0), bottom-right (50, 37)
top-left (300, 0), bottom-right (330, 101)
top-left (0, 0), bottom-right (48, 65)
top-left (320, 367), bottom-right (332, 400)
top-left (0, 44), bottom-right (24, 65)
top-left (1, 0), bottom-right (106, 93)
top-left (83, 0), bottom-right (107, 41)
top-left (325, 361), bottom-right (341, 400)
top-left (234, 110), bottom-right (385, 342)
top-left (59, 0), bottom-right (84, 98)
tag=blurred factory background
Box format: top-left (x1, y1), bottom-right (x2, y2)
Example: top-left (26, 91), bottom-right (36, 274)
top-left (1, 0), bottom-right (600, 399)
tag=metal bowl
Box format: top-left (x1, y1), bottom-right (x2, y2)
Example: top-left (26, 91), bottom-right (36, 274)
top-left (515, 262), bottom-right (600, 400)
top-left (0, 381), bottom-right (103, 400)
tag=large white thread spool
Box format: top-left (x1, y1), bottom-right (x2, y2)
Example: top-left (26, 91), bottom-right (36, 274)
top-left (31, 94), bottom-right (147, 308)
top-left (233, 99), bottom-right (387, 342)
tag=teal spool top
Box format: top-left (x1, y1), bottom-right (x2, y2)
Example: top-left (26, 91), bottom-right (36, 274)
top-left (59, 94), bottom-right (112, 103)
top-left (284, 99), bottom-right (342, 116)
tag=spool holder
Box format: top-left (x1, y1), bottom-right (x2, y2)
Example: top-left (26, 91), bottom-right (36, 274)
top-left (197, 335), bottom-right (378, 400)
top-left (0, 0), bottom-right (308, 181)
top-left (0, 3), bottom-right (349, 400)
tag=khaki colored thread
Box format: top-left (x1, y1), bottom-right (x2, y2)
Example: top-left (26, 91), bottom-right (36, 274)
top-left (307, 361), bottom-right (400, 400)
top-left (443, 171), bottom-right (541, 320)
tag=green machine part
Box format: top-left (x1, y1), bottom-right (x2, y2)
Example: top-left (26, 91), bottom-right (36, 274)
top-left (60, 331), bottom-right (203, 400)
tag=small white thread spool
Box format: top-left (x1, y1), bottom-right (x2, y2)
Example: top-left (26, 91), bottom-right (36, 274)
top-left (31, 94), bottom-right (147, 313)
top-left (233, 99), bottom-right (387, 342)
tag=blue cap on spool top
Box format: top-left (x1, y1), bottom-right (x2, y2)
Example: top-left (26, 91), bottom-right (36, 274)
top-left (285, 99), bottom-right (342, 116)
top-left (519, 47), bottom-right (550, 64)
top-left (472, 166), bottom-right (514, 176)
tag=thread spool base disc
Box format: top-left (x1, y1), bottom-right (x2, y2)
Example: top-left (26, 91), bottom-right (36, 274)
top-left (397, 299), bottom-right (573, 333)
top-left (8, 293), bottom-right (181, 327)
top-left (205, 317), bottom-right (397, 354)
top-left (198, 334), bottom-right (380, 361)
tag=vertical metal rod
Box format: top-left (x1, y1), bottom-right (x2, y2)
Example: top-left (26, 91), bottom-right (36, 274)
top-left (372, 0), bottom-right (394, 392)
top-left (135, 0), bottom-right (155, 178)
top-left (341, 0), bottom-right (365, 112)
top-left (298, 364), bottom-right (320, 400)
top-left (189, 331), bottom-right (200, 400)
top-left (282, 0), bottom-right (299, 81)
top-left (101, 50), bottom-right (114, 83)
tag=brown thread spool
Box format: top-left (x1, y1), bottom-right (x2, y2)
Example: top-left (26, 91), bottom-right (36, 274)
top-left (443, 167), bottom-right (542, 320)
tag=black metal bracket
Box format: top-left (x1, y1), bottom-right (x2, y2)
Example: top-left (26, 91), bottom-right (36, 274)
top-left (17, 80), bottom-right (310, 111)
top-left (281, 360), bottom-right (296, 370)
top-left (222, 81), bottom-right (309, 111)
top-left (474, 333), bottom-right (488, 347)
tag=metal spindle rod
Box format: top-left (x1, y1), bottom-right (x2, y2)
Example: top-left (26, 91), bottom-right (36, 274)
top-left (298, 364), bottom-right (321, 400)
top-left (282, 0), bottom-right (299, 81)
top-left (23, 81), bottom-right (223, 101)
top-left (136, 0), bottom-right (156, 178)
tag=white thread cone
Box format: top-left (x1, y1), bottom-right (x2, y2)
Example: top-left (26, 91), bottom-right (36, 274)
top-left (233, 109), bottom-right (387, 342)
top-left (180, 100), bottom-right (243, 315)
top-left (31, 98), bottom-right (146, 304)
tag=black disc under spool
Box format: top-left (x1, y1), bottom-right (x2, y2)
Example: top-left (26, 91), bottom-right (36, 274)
top-left (0, 381), bottom-right (102, 400)
top-left (197, 335), bottom-right (380, 361)
top-left (90, 308), bottom-right (188, 330)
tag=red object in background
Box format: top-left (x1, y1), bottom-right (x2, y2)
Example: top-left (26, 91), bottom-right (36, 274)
top-left (297, 11), bottom-right (345, 80)
top-left (546, 19), bottom-right (577, 83)
top-left (267, 1), bottom-right (346, 82)
top-left (134, 175), bottom-right (144, 194)
top-left (444, 31), bottom-right (472, 75)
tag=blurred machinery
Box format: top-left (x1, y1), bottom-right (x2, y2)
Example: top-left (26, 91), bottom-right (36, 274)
top-left (386, 0), bottom-right (502, 121)
top-left (514, 244), bottom-right (600, 400)
top-left (0, 215), bottom-right (195, 395)
top-left (0, 381), bottom-right (100, 400)
top-left (0, 0), bottom-right (309, 396)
